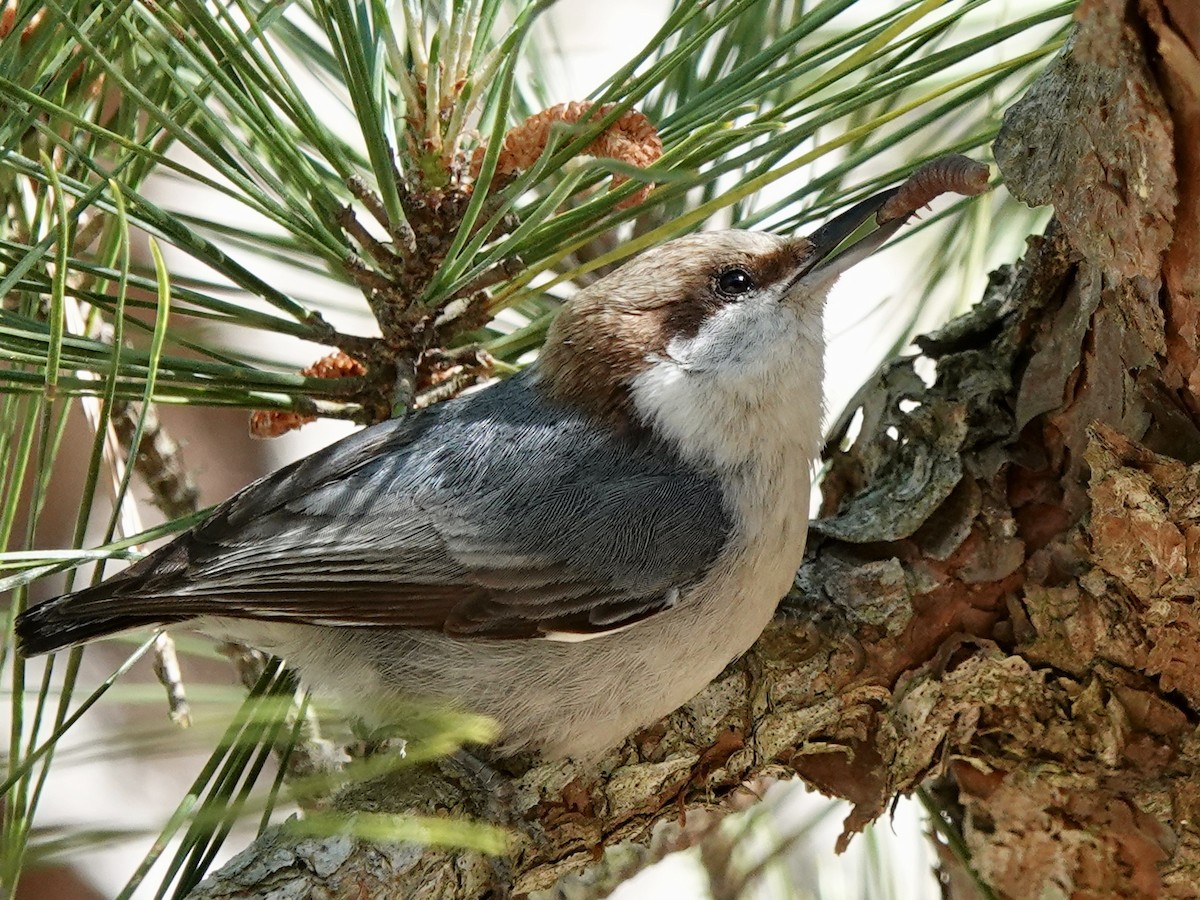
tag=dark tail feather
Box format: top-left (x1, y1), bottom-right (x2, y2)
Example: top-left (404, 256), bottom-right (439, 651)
top-left (16, 584), bottom-right (183, 656)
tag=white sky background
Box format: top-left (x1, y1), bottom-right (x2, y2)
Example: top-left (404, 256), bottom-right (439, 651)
top-left (12, 1), bottom-right (1064, 896)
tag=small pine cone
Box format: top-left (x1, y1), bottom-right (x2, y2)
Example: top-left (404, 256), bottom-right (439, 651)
top-left (249, 351), bottom-right (366, 438)
top-left (471, 101), bottom-right (663, 208)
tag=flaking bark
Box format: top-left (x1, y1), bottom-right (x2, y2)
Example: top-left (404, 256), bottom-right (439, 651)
top-left (188, 1), bottom-right (1200, 896)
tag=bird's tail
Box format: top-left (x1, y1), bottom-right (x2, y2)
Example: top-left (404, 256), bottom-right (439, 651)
top-left (15, 580), bottom-right (184, 656)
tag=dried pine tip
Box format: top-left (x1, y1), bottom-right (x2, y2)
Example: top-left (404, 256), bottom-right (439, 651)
top-left (0, 6), bottom-right (43, 40)
top-left (471, 101), bottom-right (663, 209)
top-left (249, 410), bottom-right (307, 438)
top-left (300, 350), bottom-right (368, 380)
top-left (876, 155), bottom-right (991, 224)
top-left (249, 351), bottom-right (366, 439)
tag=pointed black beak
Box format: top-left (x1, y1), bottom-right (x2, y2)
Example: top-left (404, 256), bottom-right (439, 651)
top-left (795, 186), bottom-right (909, 285)
top-left (788, 155), bottom-right (990, 288)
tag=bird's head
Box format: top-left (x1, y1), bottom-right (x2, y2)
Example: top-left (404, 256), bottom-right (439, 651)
top-left (537, 188), bottom-right (909, 468)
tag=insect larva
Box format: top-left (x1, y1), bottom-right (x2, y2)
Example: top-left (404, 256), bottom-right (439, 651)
top-left (877, 155), bottom-right (991, 224)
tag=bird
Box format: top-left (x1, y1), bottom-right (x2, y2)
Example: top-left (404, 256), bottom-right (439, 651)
top-left (17, 186), bottom-right (918, 760)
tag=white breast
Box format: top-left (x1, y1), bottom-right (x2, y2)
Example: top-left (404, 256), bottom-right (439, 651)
top-left (612, 290), bottom-right (825, 740)
top-left (628, 291), bottom-right (825, 473)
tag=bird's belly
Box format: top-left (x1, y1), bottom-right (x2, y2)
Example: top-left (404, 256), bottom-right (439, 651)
top-left (224, 533), bottom-right (802, 760)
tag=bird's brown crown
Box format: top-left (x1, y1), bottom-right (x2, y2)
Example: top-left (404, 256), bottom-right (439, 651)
top-left (537, 231), bottom-right (813, 430)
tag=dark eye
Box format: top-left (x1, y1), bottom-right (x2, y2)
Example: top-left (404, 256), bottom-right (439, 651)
top-left (715, 267), bottom-right (755, 297)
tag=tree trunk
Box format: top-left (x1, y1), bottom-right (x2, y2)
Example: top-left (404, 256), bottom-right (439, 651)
top-left (187, 1), bottom-right (1200, 896)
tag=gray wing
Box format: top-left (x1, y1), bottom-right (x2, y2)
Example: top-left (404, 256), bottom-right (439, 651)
top-left (74, 370), bottom-right (732, 639)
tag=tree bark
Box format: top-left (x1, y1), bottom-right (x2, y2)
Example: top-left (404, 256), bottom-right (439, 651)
top-left (188, 1), bottom-right (1200, 896)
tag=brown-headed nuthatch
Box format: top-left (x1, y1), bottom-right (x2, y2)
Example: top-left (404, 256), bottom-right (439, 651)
top-left (17, 157), bottom-right (988, 759)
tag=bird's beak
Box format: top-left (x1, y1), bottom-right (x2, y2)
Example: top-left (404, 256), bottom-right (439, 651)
top-left (790, 185), bottom-right (907, 289)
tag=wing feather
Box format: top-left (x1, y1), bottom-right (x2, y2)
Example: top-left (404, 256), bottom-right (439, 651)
top-left (56, 370), bottom-right (732, 639)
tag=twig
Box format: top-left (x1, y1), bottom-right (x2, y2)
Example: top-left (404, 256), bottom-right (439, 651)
top-left (347, 173), bottom-right (416, 249)
top-left (110, 399), bottom-right (200, 521)
top-left (152, 632), bottom-right (191, 727)
top-left (446, 256), bottom-right (524, 303)
top-left (336, 205), bottom-right (408, 272)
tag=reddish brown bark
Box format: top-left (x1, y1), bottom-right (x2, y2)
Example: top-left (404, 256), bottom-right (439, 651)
top-left (790, 0), bottom-right (1200, 894)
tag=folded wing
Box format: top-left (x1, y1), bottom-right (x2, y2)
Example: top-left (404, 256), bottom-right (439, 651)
top-left (18, 369), bottom-right (732, 651)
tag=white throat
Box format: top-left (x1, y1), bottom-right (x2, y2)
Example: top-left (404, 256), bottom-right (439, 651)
top-left (628, 294), bottom-right (825, 475)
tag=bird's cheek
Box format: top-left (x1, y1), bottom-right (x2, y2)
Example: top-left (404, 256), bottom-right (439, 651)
top-left (661, 331), bottom-right (703, 369)
top-left (785, 275), bottom-right (838, 312)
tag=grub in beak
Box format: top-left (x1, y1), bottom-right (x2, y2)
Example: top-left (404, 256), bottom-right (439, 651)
top-left (796, 154), bottom-right (992, 287)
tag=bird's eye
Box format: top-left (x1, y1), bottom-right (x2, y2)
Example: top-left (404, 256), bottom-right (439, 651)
top-left (715, 267), bottom-right (755, 297)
